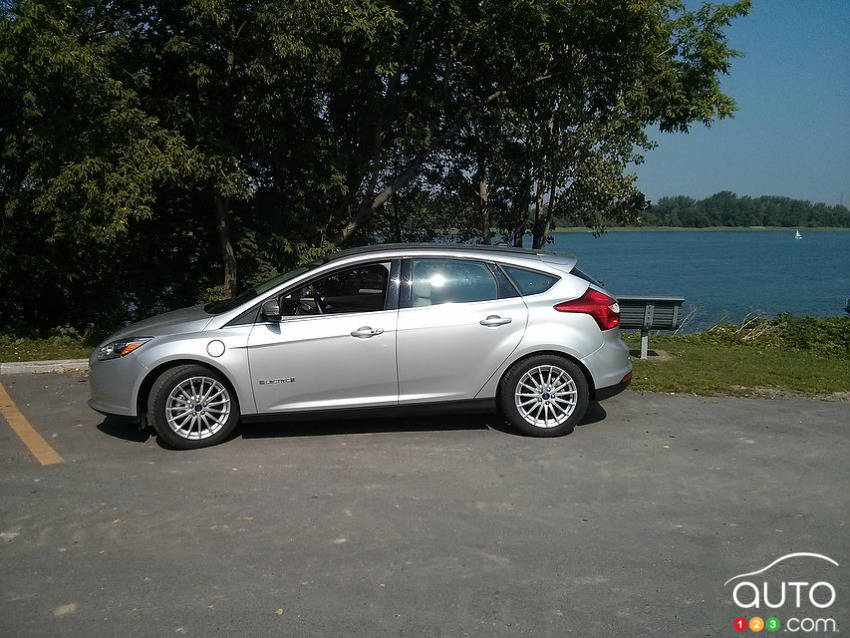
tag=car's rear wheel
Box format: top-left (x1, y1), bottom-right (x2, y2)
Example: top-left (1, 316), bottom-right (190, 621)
top-left (147, 364), bottom-right (239, 449)
top-left (499, 355), bottom-right (589, 437)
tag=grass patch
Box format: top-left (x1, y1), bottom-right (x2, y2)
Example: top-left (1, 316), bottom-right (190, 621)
top-left (624, 317), bottom-right (850, 398)
top-left (0, 334), bottom-right (93, 362)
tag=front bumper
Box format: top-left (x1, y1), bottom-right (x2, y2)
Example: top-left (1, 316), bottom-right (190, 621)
top-left (88, 351), bottom-right (145, 417)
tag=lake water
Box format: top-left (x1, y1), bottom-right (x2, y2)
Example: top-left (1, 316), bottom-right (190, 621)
top-left (537, 230), bottom-right (850, 330)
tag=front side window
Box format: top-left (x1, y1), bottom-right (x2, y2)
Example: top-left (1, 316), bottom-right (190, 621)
top-left (405, 259), bottom-right (500, 307)
top-left (500, 265), bottom-right (560, 296)
top-left (283, 262), bottom-right (390, 316)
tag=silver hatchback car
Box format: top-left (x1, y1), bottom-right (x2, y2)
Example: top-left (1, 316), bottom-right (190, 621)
top-left (89, 244), bottom-right (632, 448)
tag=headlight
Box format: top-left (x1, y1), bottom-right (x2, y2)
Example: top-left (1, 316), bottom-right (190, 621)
top-left (96, 337), bottom-right (152, 361)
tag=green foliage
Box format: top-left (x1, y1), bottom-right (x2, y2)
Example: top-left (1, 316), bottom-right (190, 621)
top-left (640, 192), bottom-right (850, 228)
top-left (0, 326), bottom-right (97, 362)
top-left (1, 0), bottom-right (750, 335)
top-left (631, 314), bottom-right (850, 359)
top-left (695, 314), bottom-right (850, 357)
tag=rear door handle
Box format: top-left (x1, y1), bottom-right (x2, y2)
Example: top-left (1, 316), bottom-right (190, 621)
top-left (350, 326), bottom-right (384, 338)
top-left (479, 315), bottom-right (512, 327)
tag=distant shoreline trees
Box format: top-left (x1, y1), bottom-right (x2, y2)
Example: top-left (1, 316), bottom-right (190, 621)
top-left (636, 192), bottom-right (850, 228)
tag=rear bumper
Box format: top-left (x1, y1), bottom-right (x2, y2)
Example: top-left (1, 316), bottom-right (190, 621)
top-left (580, 329), bottom-right (632, 395)
top-left (594, 372), bottom-right (631, 400)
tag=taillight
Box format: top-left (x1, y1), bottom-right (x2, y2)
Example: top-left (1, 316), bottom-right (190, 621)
top-left (554, 288), bottom-right (620, 330)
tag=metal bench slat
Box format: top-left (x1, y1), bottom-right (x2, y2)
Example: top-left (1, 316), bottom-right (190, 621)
top-left (617, 295), bottom-right (685, 331)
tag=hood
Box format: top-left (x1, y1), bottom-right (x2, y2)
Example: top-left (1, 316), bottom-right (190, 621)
top-left (101, 304), bottom-right (213, 344)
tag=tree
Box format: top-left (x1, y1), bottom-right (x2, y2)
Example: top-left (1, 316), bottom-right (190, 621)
top-left (1, 0), bottom-right (753, 335)
top-left (0, 1), bottom-right (208, 330)
top-left (395, 0), bottom-right (750, 247)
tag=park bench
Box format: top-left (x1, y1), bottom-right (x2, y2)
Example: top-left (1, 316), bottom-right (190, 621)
top-left (616, 295), bottom-right (686, 360)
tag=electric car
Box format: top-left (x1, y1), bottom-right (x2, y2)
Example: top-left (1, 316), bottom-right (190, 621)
top-left (89, 244), bottom-right (632, 449)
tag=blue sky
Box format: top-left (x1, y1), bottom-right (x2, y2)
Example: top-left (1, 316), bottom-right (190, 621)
top-left (634, 0), bottom-right (850, 206)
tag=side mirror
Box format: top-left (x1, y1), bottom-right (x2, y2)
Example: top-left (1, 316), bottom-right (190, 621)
top-left (260, 298), bottom-right (281, 322)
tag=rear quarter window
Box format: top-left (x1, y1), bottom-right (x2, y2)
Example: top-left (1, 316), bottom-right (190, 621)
top-left (500, 265), bottom-right (560, 296)
top-left (570, 266), bottom-right (603, 287)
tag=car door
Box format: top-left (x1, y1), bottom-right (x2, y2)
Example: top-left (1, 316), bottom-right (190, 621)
top-left (396, 258), bottom-right (528, 404)
top-left (248, 261), bottom-right (399, 413)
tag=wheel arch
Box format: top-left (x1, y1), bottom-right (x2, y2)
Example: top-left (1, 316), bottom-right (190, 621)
top-left (495, 349), bottom-right (597, 403)
top-left (135, 359), bottom-right (242, 424)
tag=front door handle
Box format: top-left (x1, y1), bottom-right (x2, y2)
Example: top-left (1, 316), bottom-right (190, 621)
top-left (350, 326), bottom-right (384, 338)
top-left (479, 315), bottom-right (512, 327)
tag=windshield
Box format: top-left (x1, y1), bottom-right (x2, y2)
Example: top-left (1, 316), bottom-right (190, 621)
top-left (203, 264), bottom-right (317, 314)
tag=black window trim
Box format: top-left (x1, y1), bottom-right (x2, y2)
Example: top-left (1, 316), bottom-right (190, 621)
top-left (225, 258), bottom-right (400, 326)
top-left (488, 262), bottom-right (521, 298)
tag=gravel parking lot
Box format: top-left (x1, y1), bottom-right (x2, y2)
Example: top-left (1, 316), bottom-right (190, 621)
top-left (1, 372), bottom-right (847, 637)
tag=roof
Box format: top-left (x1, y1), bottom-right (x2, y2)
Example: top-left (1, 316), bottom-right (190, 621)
top-left (327, 242), bottom-right (568, 262)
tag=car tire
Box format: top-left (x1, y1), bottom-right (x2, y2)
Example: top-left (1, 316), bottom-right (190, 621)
top-left (147, 364), bottom-right (240, 449)
top-left (499, 355), bottom-right (589, 437)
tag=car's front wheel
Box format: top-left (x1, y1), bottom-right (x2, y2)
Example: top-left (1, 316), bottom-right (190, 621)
top-left (499, 355), bottom-right (589, 437)
top-left (147, 364), bottom-right (240, 449)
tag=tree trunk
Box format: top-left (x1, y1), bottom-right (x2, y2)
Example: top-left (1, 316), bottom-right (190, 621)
top-left (532, 114), bottom-right (557, 250)
top-left (330, 149), bottom-right (427, 245)
top-left (532, 223), bottom-right (546, 249)
top-left (392, 192), bottom-right (402, 243)
top-left (512, 225), bottom-right (524, 247)
top-left (479, 174), bottom-right (490, 243)
top-left (531, 180), bottom-right (546, 249)
top-left (532, 212), bottom-right (546, 249)
top-left (537, 179), bottom-right (559, 250)
top-left (474, 148), bottom-right (490, 243)
top-left (532, 188), bottom-right (557, 249)
top-left (214, 193), bottom-right (238, 298)
top-left (512, 178), bottom-right (532, 247)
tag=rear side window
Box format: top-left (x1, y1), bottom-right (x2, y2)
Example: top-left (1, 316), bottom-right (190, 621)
top-left (405, 259), bottom-right (499, 307)
top-left (500, 265), bottom-right (559, 296)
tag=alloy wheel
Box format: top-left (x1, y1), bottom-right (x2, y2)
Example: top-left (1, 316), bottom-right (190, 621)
top-left (513, 364), bottom-right (578, 428)
top-left (165, 376), bottom-right (231, 440)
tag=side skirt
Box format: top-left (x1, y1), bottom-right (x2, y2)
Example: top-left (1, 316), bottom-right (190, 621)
top-left (241, 398), bottom-right (498, 424)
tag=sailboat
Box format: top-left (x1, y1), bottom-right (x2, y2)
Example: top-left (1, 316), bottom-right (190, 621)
top-left (794, 229), bottom-right (802, 240)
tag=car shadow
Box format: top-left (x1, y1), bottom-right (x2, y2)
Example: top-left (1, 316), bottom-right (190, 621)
top-left (242, 401), bottom-right (608, 439)
top-left (240, 413), bottom-right (497, 439)
top-left (95, 402), bottom-right (608, 443)
top-left (96, 415), bottom-right (151, 443)
top-left (578, 401), bottom-right (607, 427)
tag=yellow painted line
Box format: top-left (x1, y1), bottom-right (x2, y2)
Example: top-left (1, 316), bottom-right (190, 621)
top-left (0, 379), bottom-right (64, 466)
